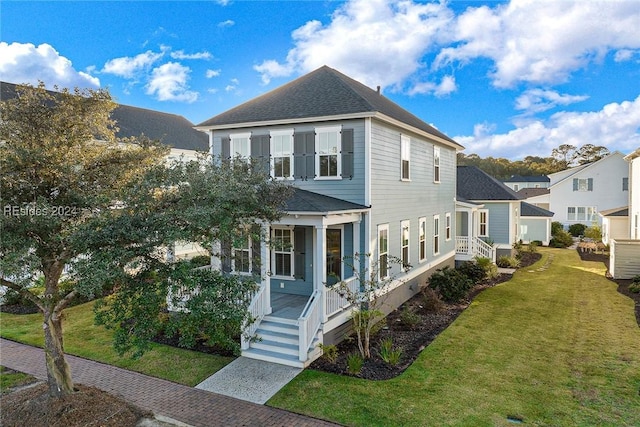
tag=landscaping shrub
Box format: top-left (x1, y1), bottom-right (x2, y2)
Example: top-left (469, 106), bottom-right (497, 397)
top-left (549, 229), bottom-right (573, 248)
top-left (496, 256), bottom-right (520, 268)
top-left (346, 352), bottom-right (364, 375)
top-left (318, 343), bottom-right (338, 364)
top-left (551, 221), bottom-right (564, 236)
top-left (584, 226), bottom-right (602, 242)
top-left (428, 266), bottom-right (473, 303)
top-left (420, 287), bottom-right (445, 313)
top-left (568, 223), bottom-right (587, 237)
top-left (379, 338), bottom-right (403, 366)
top-left (630, 276), bottom-right (640, 294)
top-left (528, 242), bottom-right (539, 253)
top-left (475, 256), bottom-right (499, 279)
top-left (398, 307), bottom-right (420, 330)
top-left (189, 255), bottom-right (211, 268)
top-left (457, 260), bottom-right (486, 283)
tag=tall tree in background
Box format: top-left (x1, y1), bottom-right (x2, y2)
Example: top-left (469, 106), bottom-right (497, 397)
top-left (0, 83), bottom-right (291, 397)
top-left (573, 144), bottom-right (610, 165)
top-left (551, 144), bottom-right (577, 168)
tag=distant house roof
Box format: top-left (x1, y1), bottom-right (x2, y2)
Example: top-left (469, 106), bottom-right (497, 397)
top-left (1, 81), bottom-right (208, 152)
top-left (521, 202), bottom-right (553, 217)
top-left (599, 206), bottom-right (629, 217)
top-left (503, 175), bottom-right (550, 183)
top-left (197, 65), bottom-right (462, 149)
top-left (457, 166), bottom-right (522, 201)
top-left (517, 188), bottom-right (550, 198)
top-left (284, 188), bottom-right (369, 215)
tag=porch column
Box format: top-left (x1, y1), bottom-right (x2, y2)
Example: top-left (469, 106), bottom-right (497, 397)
top-left (315, 224), bottom-right (327, 322)
top-left (262, 223), bottom-right (272, 314)
top-left (352, 216), bottom-right (361, 274)
top-left (468, 211), bottom-right (475, 256)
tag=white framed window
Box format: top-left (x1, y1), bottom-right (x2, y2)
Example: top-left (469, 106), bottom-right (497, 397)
top-left (230, 132), bottom-right (251, 161)
top-left (418, 217), bottom-right (427, 262)
top-left (271, 227), bottom-right (293, 278)
top-left (232, 237), bottom-right (252, 274)
top-left (514, 184), bottom-right (520, 191)
top-left (479, 210), bottom-right (488, 237)
top-left (445, 213), bottom-right (451, 241)
top-left (378, 224), bottom-right (389, 280)
top-left (433, 146), bottom-right (441, 183)
top-left (401, 135), bottom-right (410, 181)
top-left (401, 220), bottom-right (410, 271)
top-left (573, 178), bottom-right (593, 192)
top-left (433, 215), bottom-right (440, 256)
top-left (316, 126), bottom-right (341, 179)
top-left (270, 129), bottom-right (294, 179)
top-left (567, 206), bottom-right (597, 222)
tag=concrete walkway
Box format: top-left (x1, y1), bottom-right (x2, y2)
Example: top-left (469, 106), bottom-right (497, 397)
top-left (0, 338), bottom-right (339, 427)
top-left (196, 357), bottom-right (302, 404)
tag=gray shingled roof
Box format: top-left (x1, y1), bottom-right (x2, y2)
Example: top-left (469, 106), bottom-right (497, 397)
top-left (197, 66), bottom-right (460, 146)
top-left (517, 188), bottom-right (550, 198)
top-left (521, 202), bottom-right (553, 217)
top-left (599, 206), bottom-right (629, 217)
top-left (285, 188), bottom-right (369, 214)
top-left (1, 81), bottom-right (208, 151)
top-left (457, 166), bottom-right (522, 201)
top-left (503, 174), bottom-right (550, 183)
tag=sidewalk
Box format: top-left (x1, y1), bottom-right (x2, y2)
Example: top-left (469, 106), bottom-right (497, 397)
top-left (0, 338), bottom-right (339, 427)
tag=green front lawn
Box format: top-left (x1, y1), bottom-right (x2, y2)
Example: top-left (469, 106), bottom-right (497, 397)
top-left (269, 248), bottom-right (640, 426)
top-left (0, 301), bottom-right (233, 386)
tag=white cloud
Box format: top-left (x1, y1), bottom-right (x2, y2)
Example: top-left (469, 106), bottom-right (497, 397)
top-left (218, 20), bottom-right (235, 28)
top-left (409, 75), bottom-right (457, 97)
top-left (102, 50), bottom-right (163, 78)
top-left (456, 95), bottom-right (640, 159)
top-left (170, 50), bottom-right (212, 60)
top-left (515, 89), bottom-right (589, 114)
top-left (435, 1), bottom-right (640, 88)
top-left (206, 69), bottom-right (221, 78)
top-left (614, 49), bottom-right (637, 62)
top-left (0, 42), bottom-right (99, 89)
top-left (146, 62), bottom-right (198, 102)
top-left (254, 0), bottom-right (454, 88)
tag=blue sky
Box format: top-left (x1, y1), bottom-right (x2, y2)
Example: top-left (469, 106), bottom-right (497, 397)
top-left (2, 0), bottom-right (639, 160)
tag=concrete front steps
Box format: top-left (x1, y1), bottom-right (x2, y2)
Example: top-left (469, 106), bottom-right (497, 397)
top-left (242, 316), bottom-right (322, 368)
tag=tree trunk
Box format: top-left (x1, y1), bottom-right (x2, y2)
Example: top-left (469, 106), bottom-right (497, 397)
top-left (43, 309), bottom-right (75, 397)
top-left (42, 259), bottom-right (75, 397)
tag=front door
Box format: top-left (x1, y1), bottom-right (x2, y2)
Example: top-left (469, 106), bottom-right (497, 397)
top-left (326, 228), bottom-right (342, 286)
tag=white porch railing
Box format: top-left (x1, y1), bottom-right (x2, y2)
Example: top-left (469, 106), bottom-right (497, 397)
top-left (241, 285), bottom-right (268, 350)
top-left (456, 236), bottom-right (496, 262)
top-left (325, 276), bottom-right (358, 319)
top-left (298, 289), bottom-right (322, 362)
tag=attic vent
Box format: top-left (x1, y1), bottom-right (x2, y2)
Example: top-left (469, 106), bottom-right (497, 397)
top-left (376, 85), bottom-right (381, 94)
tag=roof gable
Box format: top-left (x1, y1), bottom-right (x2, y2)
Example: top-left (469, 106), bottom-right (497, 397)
top-left (457, 166), bottom-right (522, 201)
top-left (549, 151), bottom-right (626, 188)
top-left (197, 66), bottom-right (460, 147)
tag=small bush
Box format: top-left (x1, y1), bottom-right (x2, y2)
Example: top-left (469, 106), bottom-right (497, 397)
top-left (629, 283), bottom-right (640, 294)
top-left (527, 242), bottom-right (539, 253)
top-left (189, 255), bottom-right (211, 268)
top-left (318, 343), bottom-right (338, 364)
top-left (379, 338), bottom-right (403, 366)
top-left (496, 256), bottom-right (520, 268)
top-left (475, 257), bottom-right (499, 279)
top-left (346, 352), bottom-right (364, 375)
top-left (632, 275), bottom-right (640, 285)
top-left (421, 287), bottom-right (445, 313)
top-left (399, 307), bottom-right (420, 330)
top-left (568, 223), bottom-right (587, 237)
top-left (457, 260), bottom-right (486, 283)
top-left (549, 229), bottom-right (573, 248)
top-left (551, 221), bottom-right (564, 236)
top-left (428, 266), bottom-right (473, 303)
top-left (584, 226), bottom-right (602, 242)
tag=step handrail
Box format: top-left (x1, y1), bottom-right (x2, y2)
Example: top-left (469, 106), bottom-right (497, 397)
top-left (298, 290), bottom-right (322, 362)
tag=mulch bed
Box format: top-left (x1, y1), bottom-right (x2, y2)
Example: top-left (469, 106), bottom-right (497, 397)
top-left (310, 252), bottom-right (541, 380)
top-left (577, 249), bottom-right (640, 327)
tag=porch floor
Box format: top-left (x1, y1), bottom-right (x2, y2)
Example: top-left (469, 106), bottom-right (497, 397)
top-left (270, 292), bottom-right (309, 320)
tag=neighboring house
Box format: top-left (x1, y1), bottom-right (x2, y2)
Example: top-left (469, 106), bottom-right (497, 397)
top-left (599, 207), bottom-right (629, 245)
top-left (609, 147), bottom-right (640, 279)
top-left (195, 65), bottom-right (463, 367)
top-left (520, 202), bottom-right (554, 246)
top-left (503, 175), bottom-right (550, 192)
top-left (547, 152), bottom-right (629, 228)
top-left (456, 166), bottom-right (522, 260)
top-left (1, 81), bottom-right (210, 260)
top-left (517, 188), bottom-right (550, 210)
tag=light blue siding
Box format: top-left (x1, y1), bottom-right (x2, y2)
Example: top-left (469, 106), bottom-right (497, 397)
top-left (486, 203), bottom-right (510, 244)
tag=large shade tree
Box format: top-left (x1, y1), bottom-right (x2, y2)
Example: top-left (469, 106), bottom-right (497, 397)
top-left (0, 83), bottom-right (290, 397)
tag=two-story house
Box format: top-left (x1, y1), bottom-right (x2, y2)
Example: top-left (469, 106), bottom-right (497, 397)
top-left (195, 66), bottom-right (463, 367)
top-left (548, 152), bottom-right (629, 228)
top-left (503, 175), bottom-right (550, 192)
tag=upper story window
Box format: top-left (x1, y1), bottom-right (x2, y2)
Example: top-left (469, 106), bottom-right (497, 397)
top-left (434, 146), bottom-right (441, 183)
top-left (316, 126), bottom-right (341, 179)
top-left (573, 178), bottom-right (593, 192)
top-left (418, 217), bottom-right (427, 262)
top-left (378, 224), bottom-right (389, 280)
top-left (230, 132), bottom-right (251, 161)
top-left (401, 135), bottom-right (410, 181)
top-left (270, 130), bottom-right (294, 179)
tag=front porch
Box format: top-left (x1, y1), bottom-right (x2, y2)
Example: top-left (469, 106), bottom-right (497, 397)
top-left (455, 200), bottom-right (496, 262)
